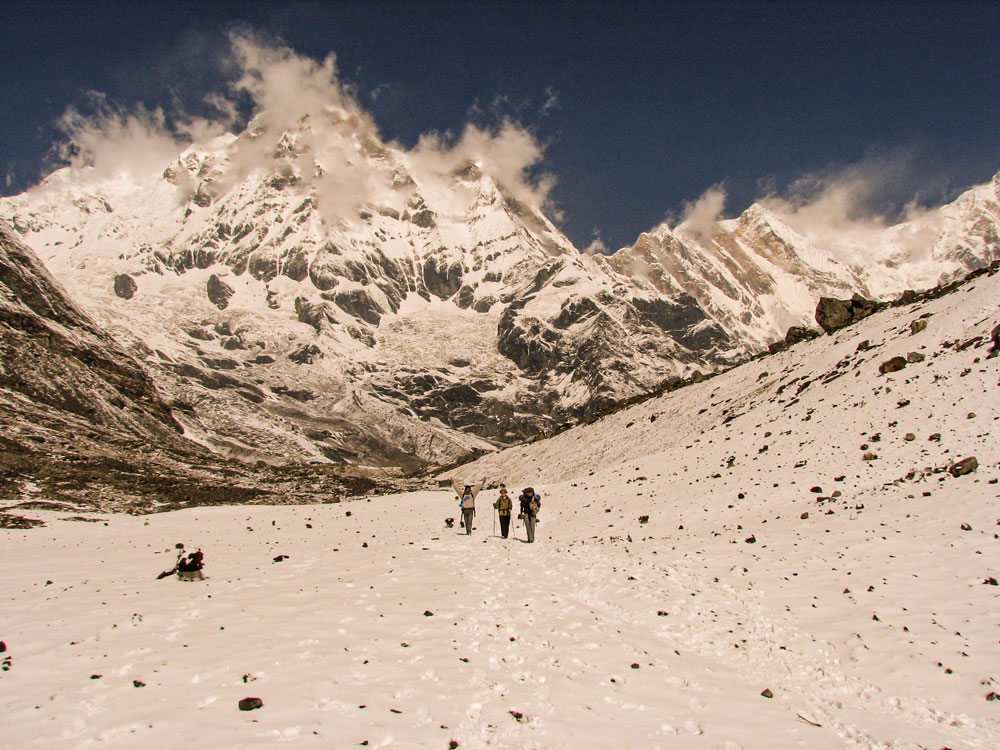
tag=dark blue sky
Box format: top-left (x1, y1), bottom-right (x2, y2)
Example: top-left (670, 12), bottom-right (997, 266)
top-left (3, 0), bottom-right (999, 250)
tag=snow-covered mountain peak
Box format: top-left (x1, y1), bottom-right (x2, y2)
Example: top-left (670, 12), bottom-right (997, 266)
top-left (3, 103), bottom-right (999, 471)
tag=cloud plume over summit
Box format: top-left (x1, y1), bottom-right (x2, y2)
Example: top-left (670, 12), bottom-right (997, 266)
top-left (42, 31), bottom-right (556, 222)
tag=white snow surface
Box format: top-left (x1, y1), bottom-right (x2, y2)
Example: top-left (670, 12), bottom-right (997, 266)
top-left (3, 271), bottom-right (999, 749)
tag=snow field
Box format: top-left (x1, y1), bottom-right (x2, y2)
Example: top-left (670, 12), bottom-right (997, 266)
top-left (4, 497), bottom-right (852, 750)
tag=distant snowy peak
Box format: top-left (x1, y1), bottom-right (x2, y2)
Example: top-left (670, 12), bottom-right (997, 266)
top-left (5, 116), bottom-right (736, 467)
top-left (3, 110), bottom-right (999, 470)
top-left (610, 205), bottom-right (857, 348)
top-left (611, 174), bottom-right (1000, 346)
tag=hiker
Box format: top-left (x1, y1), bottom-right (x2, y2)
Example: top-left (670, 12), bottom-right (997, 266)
top-left (451, 477), bottom-right (485, 535)
top-left (518, 487), bottom-right (541, 543)
top-left (493, 485), bottom-right (513, 538)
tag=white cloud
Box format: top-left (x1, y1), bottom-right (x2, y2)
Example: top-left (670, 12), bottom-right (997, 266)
top-left (51, 94), bottom-right (191, 182)
top-left (582, 231), bottom-right (609, 256)
top-left (228, 30), bottom-right (375, 138)
top-left (407, 119), bottom-right (555, 213)
top-left (540, 87), bottom-right (560, 116)
top-left (757, 151), bottom-right (944, 266)
top-left (675, 185), bottom-right (727, 236)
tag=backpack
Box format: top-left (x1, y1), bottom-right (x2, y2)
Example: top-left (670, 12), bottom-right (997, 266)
top-left (529, 494), bottom-right (540, 515)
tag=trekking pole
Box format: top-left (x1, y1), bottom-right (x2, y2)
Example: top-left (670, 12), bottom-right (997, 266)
top-left (493, 510), bottom-right (497, 538)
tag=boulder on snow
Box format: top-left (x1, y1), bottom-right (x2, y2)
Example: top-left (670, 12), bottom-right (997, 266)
top-left (906, 351), bottom-right (925, 363)
top-left (879, 356), bottom-right (907, 374)
top-left (910, 319), bottom-right (928, 335)
top-left (949, 457), bottom-right (978, 477)
top-left (113, 273), bottom-right (137, 299)
top-left (815, 297), bottom-right (853, 333)
top-left (768, 325), bottom-right (821, 353)
top-left (850, 293), bottom-right (879, 319)
top-left (783, 325), bottom-right (821, 346)
top-left (815, 294), bottom-right (883, 334)
top-left (238, 697), bottom-right (263, 711)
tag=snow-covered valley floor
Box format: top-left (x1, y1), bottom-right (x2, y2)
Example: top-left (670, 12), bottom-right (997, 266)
top-left (3, 271), bottom-right (999, 749)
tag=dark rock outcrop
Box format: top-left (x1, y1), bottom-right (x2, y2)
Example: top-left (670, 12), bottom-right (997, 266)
top-left (294, 297), bottom-right (337, 331)
top-left (410, 209), bottom-right (436, 228)
top-left (206, 274), bottom-right (235, 310)
top-left (113, 274), bottom-right (137, 299)
top-left (288, 343), bottom-right (322, 364)
top-left (333, 289), bottom-right (383, 326)
top-left (282, 247), bottom-right (310, 282)
top-left (497, 307), bottom-right (562, 375)
top-left (186, 327), bottom-right (215, 341)
top-left (455, 285), bottom-right (476, 310)
top-left (816, 294), bottom-right (885, 333)
top-left (422, 257), bottom-right (463, 299)
top-left (0, 221), bottom-right (180, 434)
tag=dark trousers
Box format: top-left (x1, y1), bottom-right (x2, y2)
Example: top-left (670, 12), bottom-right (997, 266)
top-left (462, 508), bottom-right (475, 534)
top-left (499, 514), bottom-right (511, 538)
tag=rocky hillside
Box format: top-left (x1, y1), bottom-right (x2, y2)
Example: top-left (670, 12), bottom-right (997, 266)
top-left (0, 221), bottom-right (181, 438)
top-left (0, 220), bottom-right (417, 524)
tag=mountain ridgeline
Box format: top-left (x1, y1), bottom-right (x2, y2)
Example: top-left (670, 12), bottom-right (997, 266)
top-left (2, 111), bottom-right (998, 471)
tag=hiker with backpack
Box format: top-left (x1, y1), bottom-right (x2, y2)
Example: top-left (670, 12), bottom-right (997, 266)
top-left (518, 487), bottom-right (541, 543)
top-left (493, 485), bottom-right (513, 538)
top-left (451, 477), bottom-right (485, 535)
